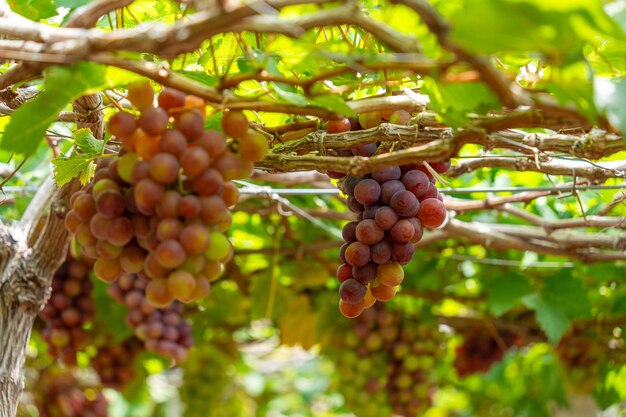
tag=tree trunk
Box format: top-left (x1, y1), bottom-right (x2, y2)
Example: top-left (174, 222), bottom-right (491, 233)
top-left (0, 94), bottom-right (103, 417)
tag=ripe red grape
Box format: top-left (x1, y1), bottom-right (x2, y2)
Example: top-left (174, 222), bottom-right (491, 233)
top-left (339, 278), bottom-right (366, 304)
top-left (417, 198), bottom-right (447, 229)
top-left (389, 190), bottom-right (419, 217)
top-left (354, 179), bottom-right (381, 206)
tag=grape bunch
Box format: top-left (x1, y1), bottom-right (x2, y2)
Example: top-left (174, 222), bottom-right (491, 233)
top-left (39, 257), bottom-right (95, 365)
top-left (90, 338), bottom-right (143, 389)
top-left (324, 305), bottom-right (444, 417)
top-left (555, 334), bottom-right (603, 394)
top-left (34, 368), bottom-right (108, 417)
top-left (327, 112), bottom-right (449, 317)
top-left (107, 273), bottom-right (193, 362)
top-left (453, 328), bottom-right (522, 377)
top-left (65, 81), bottom-right (267, 307)
top-left (180, 341), bottom-right (249, 417)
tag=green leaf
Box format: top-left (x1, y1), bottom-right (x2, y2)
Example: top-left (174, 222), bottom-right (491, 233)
top-left (74, 128), bottom-right (104, 154)
top-left (2, 63), bottom-right (106, 157)
top-left (309, 94), bottom-right (355, 117)
top-left (522, 293), bottom-right (571, 343)
top-left (486, 274), bottom-right (534, 316)
top-left (541, 273), bottom-right (592, 319)
top-left (51, 155), bottom-right (94, 186)
top-left (9, 0), bottom-right (56, 20)
top-left (270, 82), bottom-right (309, 106)
top-left (56, 0), bottom-right (93, 7)
top-left (91, 277), bottom-right (133, 344)
top-left (594, 77), bottom-right (626, 137)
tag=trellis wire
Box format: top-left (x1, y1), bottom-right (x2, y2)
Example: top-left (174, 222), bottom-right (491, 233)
top-left (238, 183), bottom-right (626, 195)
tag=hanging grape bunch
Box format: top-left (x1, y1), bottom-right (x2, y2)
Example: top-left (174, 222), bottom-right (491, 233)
top-left (39, 257), bottom-right (95, 365)
top-left (324, 305), bottom-right (444, 417)
top-left (65, 81), bottom-right (268, 308)
top-left (329, 111), bottom-right (450, 317)
top-left (107, 273), bottom-right (193, 362)
top-left (453, 327), bottom-right (523, 377)
top-left (90, 338), bottom-right (143, 389)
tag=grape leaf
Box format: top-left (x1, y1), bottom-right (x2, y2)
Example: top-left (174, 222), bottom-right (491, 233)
top-left (278, 294), bottom-right (317, 349)
top-left (51, 129), bottom-right (106, 186)
top-left (2, 63), bottom-right (106, 157)
top-left (522, 293), bottom-right (571, 343)
top-left (541, 273), bottom-right (591, 319)
top-left (9, 0), bottom-right (56, 20)
top-left (55, 0), bottom-right (93, 7)
top-left (486, 273), bottom-right (534, 316)
top-left (91, 277), bottom-right (133, 344)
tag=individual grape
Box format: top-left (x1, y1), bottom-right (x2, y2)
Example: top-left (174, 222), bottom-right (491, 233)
top-left (180, 146), bottom-right (210, 179)
top-left (139, 106), bottom-right (169, 135)
top-left (64, 210), bottom-right (81, 233)
top-left (192, 275), bottom-right (211, 300)
top-left (127, 80), bottom-right (154, 109)
top-left (155, 239), bottom-right (186, 269)
top-left (392, 242), bottom-right (414, 265)
top-left (222, 181), bottom-right (240, 207)
top-left (72, 193), bottom-right (96, 222)
top-left (131, 213), bottom-right (151, 238)
top-left (132, 159), bottom-right (151, 183)
top-left (96, 239), bottom-right (123, 259)
top-left (200, 196), bottom-right (228, 224)
top-left (372, 166), bottom-right (401, 183)
top-left (390, 219), bottom-right (415, 243)
top-left (339, 243), bottom-right (349, 263)
top-left (339, 299), bottom-right (365, 318)
top-left (212, 152), bottom-right (243, 181)
top-left (149, 152), bottom-right (180, 184)
top-left (430, 161), bottom-right (451, 174)
top-left (185, 94), bottom-right (206, 113)
top-left (239, 130), bottom-right (269, 162)
top-left (158, 87), bottom-right (186, 110)
top-left (351, 143), bottom-right (378, 157)
top-left (374, 206), bottom-right (398, 230)
top-left (380, 180), bottom-right (406, 204)
top-left (355, 219), bottom-right (384, 245)
top-left (388, 110), bottom-right (411, 125)
top-left (135, 133), bottom-right (162, 160)
top-left (353, 262), bottom-right (377, 284)
top-left (347, 196), bottom-right (364, 213)
top-left (167, 270), bottom-right (196, 302)
top-left (195, 129), bottom-right (228, 159)
top-left (370, 280), bottom-right (397, 301)
top-left (354, 179), bottom-right (381, 206)
top-left (342, 221), bottom-right (358, 243)
top-left (371, 240), bottom-right (392, 265)
top-left (156, 218), bottom-right (184, 240)
top-left (119, 246), bottom-right (145, 273)
top-left (358, 112), bottom-right (382, 129)
top-left (418, 184), bottom-right (438, 201)
top-left (146, 279), bottom-right (174, 307)
top-left (75, 223), bottom-right (97, 247)
top-left (327, 118), bottom-right (351, 133)
top-left (175, 109), bottom-right (204, 139)
top-left (418, 198), bottom-right (447, 229)
top-left (117, 152), bottom-right (139, 183)
top-left (406, 217), bottom-right (424, 243)
top-left (191, 168), bottom-right (223, 195)
top-left (221, 110), bottom-right (249, 138)
top-left (156, 190), bottom-right (181, 218)
top-left (389, 190), bottom-right (419, 217)
top-left (179, 195), bottom-right (201, 219)
top-left (343, 175), bottom-right (360, 195)
top-left (377, 261), bottom-right (404, 287)
top-left (362, 205), bottom-right (380, 220)
top-left (203, 260), bottom-right (224, 281)
top-left (144, 252), bottom-right (169, 279)
top-left (336, 263), bottom-right (353, 283)
top-left (94, 258), bottom-right (122, 282)
top-left (344, 241), bottom-right (370, 267)
top-left (180, 224), bottom-right (210, 254)
top-left (180, 254), bottom-right (206, 274)
top-left (339, 278), bottom-right (367, 304)
top-left (92, 178), bottom-right (120, 197)
top-left (106, 216), bottom-right (134, 246)
top-left (402, 170), bottom-right (431, 197)
top-left (160, 129), bottom-right (188, 157)
top-left (95, 190), bottom-right (125, 219)
top-left (205, 232), bottom-right (231, 261)
top-left (134, 178), bottom-right (165, 214)
top-left (109, 111), bottom-right (137, 139)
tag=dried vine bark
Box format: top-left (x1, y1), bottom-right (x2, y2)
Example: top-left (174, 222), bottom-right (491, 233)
top-left (0, 94), bottom-right (103, 417)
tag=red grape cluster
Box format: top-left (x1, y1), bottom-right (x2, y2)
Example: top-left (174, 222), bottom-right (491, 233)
top-left (327, 112), bottom-right (449, 317)
top-left (90, 338), bottom-right (142, 388)
top-left (65, 81), bottom-right (267, 308)
top-left (453, 328), bottom-right (522, 377)
top-left (108, 273), bottom-right (193, 362)
top-left (34, 369), bottom-right (107, 417)
top-left (555, 334), bottom-right (602, 394)
top-left (39, 257), bottom-right (95, 365)
top-left (325, 305), bottom-right (444, 417)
